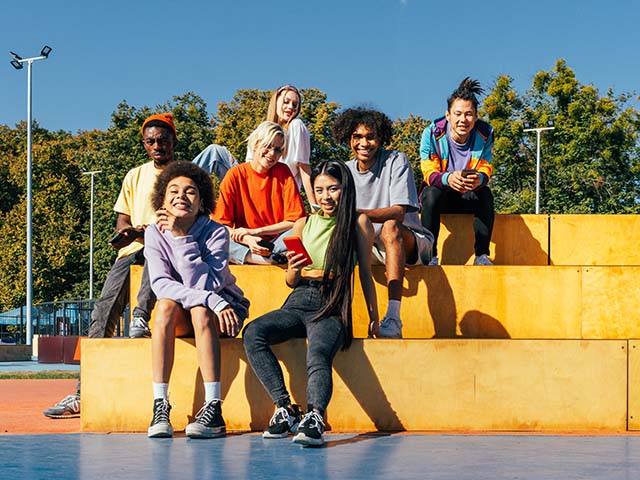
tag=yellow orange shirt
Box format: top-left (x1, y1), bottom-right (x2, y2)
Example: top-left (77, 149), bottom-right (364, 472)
top-left (113, 161), bottom-right (162, 259)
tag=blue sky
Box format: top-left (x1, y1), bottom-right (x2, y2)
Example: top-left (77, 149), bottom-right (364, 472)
top-left (1, 0), bottom-right (638, 133)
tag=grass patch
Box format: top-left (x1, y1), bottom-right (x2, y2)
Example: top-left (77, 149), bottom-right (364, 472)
top-left (0, 371), bottom-right (79, 380)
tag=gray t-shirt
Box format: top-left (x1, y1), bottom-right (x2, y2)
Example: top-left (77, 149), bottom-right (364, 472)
top-left (346, 149), bottom-right (429, 238)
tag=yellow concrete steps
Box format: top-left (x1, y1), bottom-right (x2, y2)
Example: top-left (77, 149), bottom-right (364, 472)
top-left (550, 214), bottom-right (640, 265)
top-left (96, 213), bottom-right (640, 433)
top-left (438, 213), bottom-right (640, 266)
top-left (133, 264), bottom-right (640, 340)
top-left (437, 214), bottom-right (549, 265)
top-left (81, 337), bottom-right (631, 432)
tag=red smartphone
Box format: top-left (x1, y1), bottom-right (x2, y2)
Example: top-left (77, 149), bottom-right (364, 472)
top-left (283, 236), bottom-right (312, 267)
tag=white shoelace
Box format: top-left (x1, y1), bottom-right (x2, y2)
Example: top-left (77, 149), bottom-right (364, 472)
top-left (195, 400), bottom-right (219, 425)
top-left (269, 406), bottom-right (289, 426)
top-left (152, 400), bottom-right (171, 424)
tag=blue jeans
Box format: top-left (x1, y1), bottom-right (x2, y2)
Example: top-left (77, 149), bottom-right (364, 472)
top-left (88, 248), bottom-right (156, 338)
top-left (229, 230), bottom-right (290, 264)
top-left (243, 283), bottom-right (344, 413)
top-left (191, 144), bottom-right (238, 182)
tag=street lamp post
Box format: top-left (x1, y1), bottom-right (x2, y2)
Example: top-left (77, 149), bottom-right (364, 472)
top-left (82, 170), bottom-right (102, 300)
top-left (10, 46), bottom-right (52, 345)
top-left (523, 125), bottom-right (555, 214)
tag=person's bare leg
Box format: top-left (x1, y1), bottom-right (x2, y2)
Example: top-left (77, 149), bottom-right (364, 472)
top-left (152, 299), bottom-right (187, 383)
top-left (378, 221), bottom-right (418, 338)
top-left (186, 306), bottom-right (225, 439)
top-left (190, 306), bottom-right (221, 383)
top-left (379, 220), bottom-right (417, 301)
top-left (149, 299), bottom-right (191, 438)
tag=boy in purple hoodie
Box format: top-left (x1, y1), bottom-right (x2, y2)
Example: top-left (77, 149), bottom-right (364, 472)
top-left (144, 161), bottom-right (249, 439)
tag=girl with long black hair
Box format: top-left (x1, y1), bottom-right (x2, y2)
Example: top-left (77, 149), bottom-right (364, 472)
top-left (242, 160), bottom-right (379, 447)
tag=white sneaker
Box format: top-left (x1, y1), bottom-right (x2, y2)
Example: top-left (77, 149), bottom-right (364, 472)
top-left (129, 315), bottom-right (151, 338)
top-left (428, 256), bottom-right (439, 266)
top-left (473, 254), bottom-right (494, 266)
top-left (378, 316), bottom-right (403, 339)
top-left (43, 394), bottom-right (80, 418)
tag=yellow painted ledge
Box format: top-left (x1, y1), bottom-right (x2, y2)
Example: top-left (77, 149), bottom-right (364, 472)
top-left (629, 340), bottom-right (640, 430)
top-left (81, 338), bottom-right (628, 433)
top-left (132, 265), bottom-right (640, 339)
top-left (550, 214), bottom-right (640, 265)
top-left (438, 214), bottom-right (549, 265)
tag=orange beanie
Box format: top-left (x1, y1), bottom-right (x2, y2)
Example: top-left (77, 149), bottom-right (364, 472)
top-left (141, 113), bottom-right (177, 138)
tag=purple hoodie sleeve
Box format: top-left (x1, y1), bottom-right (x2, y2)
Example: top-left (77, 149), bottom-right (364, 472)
top-left (144, 224), bottom-right (227, 311)
top-left (428, 171), bottom-right (450, 188)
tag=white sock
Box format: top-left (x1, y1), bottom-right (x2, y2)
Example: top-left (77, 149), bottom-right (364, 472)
top-left (153, 383), bottom-right (169, 400)
top-left (385, 300), bottom-right (401, 319)
top-left (204, 382), bottom-right (221, 403)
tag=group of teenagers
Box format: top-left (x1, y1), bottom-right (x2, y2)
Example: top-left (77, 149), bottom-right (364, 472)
top-left (43, 77), bottom-right (496, 447)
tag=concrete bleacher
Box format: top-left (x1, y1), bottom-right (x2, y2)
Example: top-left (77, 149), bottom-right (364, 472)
top-left (80, 214), bottom-right (640, 432)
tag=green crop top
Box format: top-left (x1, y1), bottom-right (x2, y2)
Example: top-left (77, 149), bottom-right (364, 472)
top-left (301, 212), bottom-right (336, 270)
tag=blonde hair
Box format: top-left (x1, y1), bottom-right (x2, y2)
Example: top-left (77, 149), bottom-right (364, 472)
top-left (246, 121), bottom-right (287, 157)
top-left (266, 85), bottom-right (301, 129)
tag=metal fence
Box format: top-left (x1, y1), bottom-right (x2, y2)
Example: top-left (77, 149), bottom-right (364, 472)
top-left (0, 300), bottom-right (130, 344)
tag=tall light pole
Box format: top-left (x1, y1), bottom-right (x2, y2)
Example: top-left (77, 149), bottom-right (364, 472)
top-left (523, 124), bottom-right (555, 214)
top-left (82, 170), bottom-right (102, 300)
top-left (10, 45), bottom-right (52, 345)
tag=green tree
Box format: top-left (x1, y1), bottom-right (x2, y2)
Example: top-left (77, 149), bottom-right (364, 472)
top-left (0, 128), bottom-right (86, 309)
top-left (483, 59), bottom-right (640, 213)
top-left (212, 89), bottom-right (270, 161)
top-left (482, 75), bottom-right (534, 213)
top-left (0, 92), bottom-right (219, 310)
top-left (296, 88), bottom-right (345, 165)
top-left (83, 93), bottom-right (217, 295)
top-left (390, 114), bottom-right (431, 190)
top-left (212, 88), bottom-right (343, 167)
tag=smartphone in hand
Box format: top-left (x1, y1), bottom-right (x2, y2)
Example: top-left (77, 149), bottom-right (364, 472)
top-left (108, 229), bottom-right (143, 250)
top-left (108, 232), bottom-right (127, 250)
top-left (283, 236), bottom-right (312, 267)
top-left (257, 238), bottom-right (275, 252)
top-left (461, 169), bottom-right (477, 178)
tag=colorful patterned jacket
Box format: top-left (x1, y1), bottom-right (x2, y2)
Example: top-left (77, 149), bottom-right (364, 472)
top-left (419, 116), bottom-right (494, 188)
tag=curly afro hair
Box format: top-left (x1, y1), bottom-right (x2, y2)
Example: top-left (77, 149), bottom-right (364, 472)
top-left (332, 107), bottom-right (393, 146)
top-left (151, 161), bottom-right (215, 214)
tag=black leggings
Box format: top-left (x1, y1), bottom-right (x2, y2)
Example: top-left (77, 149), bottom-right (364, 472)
top-left (420, 186), bottom-right (495, 257)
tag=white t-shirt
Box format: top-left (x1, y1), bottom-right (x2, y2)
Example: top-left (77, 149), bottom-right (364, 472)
top-left (246, 118), bottom-right (311, 188)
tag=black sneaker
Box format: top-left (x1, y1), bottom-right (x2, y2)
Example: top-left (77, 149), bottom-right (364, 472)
top-left (148, 398), bottom-right (173, 438)
top-left (185, 400), bottom-right (226, 438)
top-left (263, 405), bottom-right (302, 439)
top-left (292, 411), bottom-right (325, 447)
top-left (271, 252), bottom-right (288, 264)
